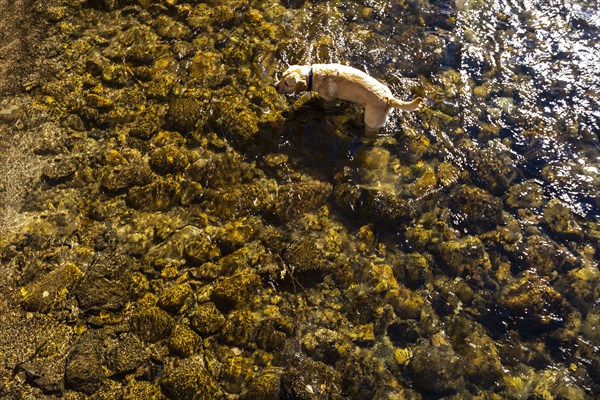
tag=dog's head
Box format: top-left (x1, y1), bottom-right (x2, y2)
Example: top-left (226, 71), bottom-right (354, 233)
top-left (275, 65), bottom-right (308, 94)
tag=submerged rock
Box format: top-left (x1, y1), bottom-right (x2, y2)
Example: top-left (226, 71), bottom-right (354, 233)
top-left (189, 302), bottom-right (226, 336)
top-left (126, 177), bottom-right (181, 211)
top-left (210, 269), bottom-right (261, 312)
top-left (240, 367), bottom-right (282, 400)
top-left (106, 335), bottom-right (148, 376)
top-left (165, 96), bottom-right (207, 133)
top-left (282, 358), bottom-right (343, 400)
top-left (168, 324), bottom-right (203, 358)
top-left (542, 198), bottom-right (583, 240)
top-left (64, 331), bottom-right (105, 395)
top-left (41, 157), bottom-right (80, 184)
top-left (160, 357), bottom-right (222, 400)
top-left (408, 338), bottom-right (465, 395)
top-left (271, 180), bottom-right (332, 223)
top-left (157, 283), bottom-right (193, 314)
top-left (505, 180), bottom-right (546, 209)
top-left (450, 185), bottom-right (502, 233)
top-left (21, 262), bottom-right (83, 312)
top-left (132, 307), bottom-right (176, 343)
top-left (149, 144), bottom-right (189, 175)
top-left (437, 236), bottom-right (491, 281)
top-left (499, 270), bottom-right (567, 330)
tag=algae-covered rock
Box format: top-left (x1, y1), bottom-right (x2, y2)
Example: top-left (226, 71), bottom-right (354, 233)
top-left (301, 328), bottom-right (342, 364)
top-left (335, 183), bottom-right (413, 228)
top-left (64, 331), bottom-right (105, 395)
top-left (126, 177), bottom-right (181, 211)
top-left (218, 309), bottom-right (260, 348)
top-left (41, 156), bottom-right (80, 184)
top-left (500, 270), bottom-right (567, 330)
top-left (212, 96), bottom-right (259, 144)
top-left (465, 144), bottom-right (517, 193)
top-left (168, 323), bottom-right (203, 358)
top-left (211, 268), bottom-right (261, 312)
top-left (165, 96), bottom-right (206, 133)
top-left (123, 380), bottom-right (161, 400)
top-left (450, 184), bottom-right (502, 233)
top-left (282, 358), bottom-right (343, 400)
top-left (256, 318), bottom-right (289, 352)
top-left (505, 180), bottom-right (546, 209)
top-left (448, 317), bottom-right (503, 388)
top-left (21, 262), bottom-right (83, 312)
top-left (157, 283), bottom-right (193, 314)
top-left (408, 338), bottom-right (465, 395)
top-left (160, 357), bottom-right (222, 400)
top-left (187, 151), bottom-right (257, 188)
top-left (215, 216), bottom-right (262, 253)
top-left (271, 180), bottom-right (332, 223)
top-left (100, 162), bottom-right (153, 194)
top-left (542, 198), bottom-right (583, 240)
top-left (220, 354), bottom-right (255, 394)
top-left (153, 15), bottom-right (191, 40)
top-left (149, 144), bottom-right (189, 175)
top-left (106, 335), bottom-right (147, 376)
top-left (132, 307), bottom-right (176, 343)
top-left (74, 274), bottom-right (129, 312)
top-left (240, 367), bottom-right (282, 400)
top-left (437, 236), bottom-right (491, 279)
top-left (184, 235), bottom-right (220, 265)
top-left (283, 237), bottom-right (332, 277)
top-left (189, 302), bottom-right (226, 336)
top-left (518, 234), bottom-right (580, 276)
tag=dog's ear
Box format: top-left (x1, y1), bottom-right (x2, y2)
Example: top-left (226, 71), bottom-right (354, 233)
top-left (292, 73), bottom-right (308, 93)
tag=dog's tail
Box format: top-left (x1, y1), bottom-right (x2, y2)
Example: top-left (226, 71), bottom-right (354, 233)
top-left (388, 96), bottom-right (423, 111)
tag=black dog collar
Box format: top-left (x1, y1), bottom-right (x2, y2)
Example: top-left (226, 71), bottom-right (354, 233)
top-left (307, 67), bottom-right (313, 91)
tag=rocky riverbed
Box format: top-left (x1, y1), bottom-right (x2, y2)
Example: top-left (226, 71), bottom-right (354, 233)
top-left (1, 0), bottom-right (599, 399)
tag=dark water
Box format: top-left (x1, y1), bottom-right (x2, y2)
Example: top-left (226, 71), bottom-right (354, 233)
top-left (0, 0), bottom-right (599, 399)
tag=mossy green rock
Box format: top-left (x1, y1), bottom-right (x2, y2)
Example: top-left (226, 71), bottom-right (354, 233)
top-left (132, 307), bottom-right (176, 343)
top-left (149, 144), bottom-right (189, 175)
top-left (160, 358), bottom-right (222, 400)
top-left (21, 262), bottom-right (83, 312)
top-left (211, 269), bottom-right (261, 312)
top-left (190, 302), bottom-right (226, 336)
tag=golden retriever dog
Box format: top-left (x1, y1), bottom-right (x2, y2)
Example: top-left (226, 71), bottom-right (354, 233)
top-left (275, 63), bottom-right (422, 130)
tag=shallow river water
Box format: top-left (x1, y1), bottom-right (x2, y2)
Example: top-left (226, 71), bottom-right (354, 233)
top-left (0, 0), bottom-right (599, 399)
